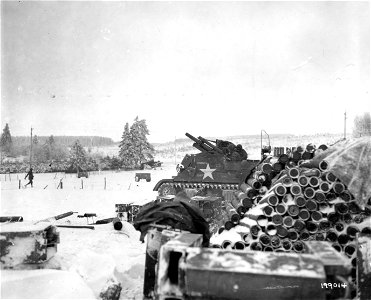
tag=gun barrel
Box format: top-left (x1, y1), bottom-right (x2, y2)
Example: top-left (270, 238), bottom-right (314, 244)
top-left (198, 136), bottom-right (224, 154)
top-left (185, 133), bottom-right (214, 152)
top-left (185, 133), bottom-right (200, 143)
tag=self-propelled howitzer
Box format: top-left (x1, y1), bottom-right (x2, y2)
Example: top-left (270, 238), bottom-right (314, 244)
top-left (153, 134), bottom-right (260, 232)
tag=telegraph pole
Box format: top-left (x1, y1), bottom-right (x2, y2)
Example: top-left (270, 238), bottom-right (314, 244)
top-left (174, 136), bottom-right (177, 165)
top-left (344, 111), bottom-right (347, 140)
top-left (30, 127), bottom-right (33, 167)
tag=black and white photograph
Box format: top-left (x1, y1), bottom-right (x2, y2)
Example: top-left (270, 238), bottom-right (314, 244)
top-left (1, 1), bottom-right (370, 299)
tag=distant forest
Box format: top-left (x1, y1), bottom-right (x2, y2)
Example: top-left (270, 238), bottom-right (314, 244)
top-left (12, 136), bottom-right (115, 148)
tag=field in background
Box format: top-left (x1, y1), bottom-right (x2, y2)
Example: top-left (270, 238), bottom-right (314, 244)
top-left (90, 133), bottom-right (344, 163)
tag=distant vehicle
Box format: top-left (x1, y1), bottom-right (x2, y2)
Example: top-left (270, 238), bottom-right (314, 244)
top-left (140, 160), bottom-right (162, 170)
top-left (135, 173), bottom-right (151, 182)
top-left (77, 170), bottom-right (89, 178)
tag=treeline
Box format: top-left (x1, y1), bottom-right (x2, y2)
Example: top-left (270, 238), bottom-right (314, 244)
top-left (1, 117), bottom-right (155, 173)
top-left (12, 136), bottom-right (114, 148)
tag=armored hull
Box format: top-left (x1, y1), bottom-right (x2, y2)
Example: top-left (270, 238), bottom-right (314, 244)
top-left (153, 133), bottom-right (260, 233)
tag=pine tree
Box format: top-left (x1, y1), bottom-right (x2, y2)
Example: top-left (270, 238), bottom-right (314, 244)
top-left (119, 123), bottom-right (135, 168)
top-left (353, 112), bottom-right (371, 137)
top-left (118, 118), bottom-right (155, 169)
top-left (1, 123), bottom-right (13, 156)
top-left (130, 116), bottom-right (154, 167)
top-left (69, 140), bottom-right (88, 171)
top-left (33, 135), bottom-right (39, 145)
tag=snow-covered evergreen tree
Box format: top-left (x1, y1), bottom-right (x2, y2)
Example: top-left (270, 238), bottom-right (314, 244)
top-left (130, 116), bottom-right (154, 167)
top-left (118, 123), bottom-right (135, 168)
top-left (118, 117), bottom-right (154, 169)
top-left (1, 123), bottom-right (13, 155)
top-left (69, 140), bottom-right (88, 170)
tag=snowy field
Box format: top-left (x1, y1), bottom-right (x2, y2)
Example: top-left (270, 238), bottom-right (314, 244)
top-left (1, 163), bottom-right (177, 299)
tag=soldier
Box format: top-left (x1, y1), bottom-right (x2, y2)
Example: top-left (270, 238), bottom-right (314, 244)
top-left (236, 144), bottom-right (248, 160)
top-left (24, 167), bottom-right (34, 188)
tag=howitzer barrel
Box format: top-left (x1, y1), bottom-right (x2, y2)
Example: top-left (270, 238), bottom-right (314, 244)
top-left (197, 136), bottom-right (224, 154)
top-left (185, 133), bottom-right (215, 152)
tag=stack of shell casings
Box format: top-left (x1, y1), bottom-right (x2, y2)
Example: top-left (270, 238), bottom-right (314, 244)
top-left (212, 143), bottom-right (371, 259)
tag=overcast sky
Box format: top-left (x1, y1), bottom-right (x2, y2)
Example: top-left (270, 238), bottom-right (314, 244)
top-left (1, 1), bottom-right (370, 142)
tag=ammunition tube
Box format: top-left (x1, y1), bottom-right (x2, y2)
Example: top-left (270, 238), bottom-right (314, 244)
top-left (272, 214), bottom-right (283, 225)
top-left (290, 184), bottom-right (302, 196)
top-left (333, 182), bottom-right (345, 194)
top-left (287, 229), bottom-right (299, 241)
top-left (338, 234), bottom-right (350, 245)
top-left (266, 223), bottom-right (277, 236)
top-left (311, 211), bottom-right (323, 222)
top-left (263, 205), bottom-right (274, 217)
top-left (293, 241), bottom-right (305, 253)
top-left (250, 241), bottom-right (263, 251)
top-left (332, 242), bottom-right (342, 252)
top-left (283, 216), bottom-right (294, 228)
top-left (318, 160), bottom-right (329, 171)
top-left (221, 240), bottom-right (233, 249)
top-left (298, 209), bottom-right (311, 221)
top-left (288, 167), bottom-right (300, 179)
top-left (299, 230), bottom-right (310, 241)
top-left (335, 203), bottom-right (349, 215)
top-left (282, 239), bottom-right (293, 251)
top-left (308, 176), bottom-right (320, 188)
top-left (276, 225), bottom-right (288, 238)
top-left (326, 172), bottom-right (337, 183)
top-left (344, 244), bottom-right (356, 257)
top-left (267, 194), bottom-right (279, 206)
top-left (250, 225), bottom-right (261, 238)
top-left (315, 232), bottom-right (325, 241)
top-left (270, 236), bottom-right (281, 249)
top-left (274, 184), bottom-right (287, 197)
top-left (288, 205), bottom-right (300, 217)
top-left (293, 219), bottom-right (306, 232)
top-left (295, 195), bottom-right (306, 207)
top-left (314, 191), bottom-right (326, 203)
top-left (340, 191), bottom-right (353, 202)
top-left (346, 226), bottom-right (360, 238)
top-left (259, 233), bottom-right (271, 246)
top-left (319, 220), bottom-right (331, 232)
top-left (305, 199), bottom-right (318, 211)
top-left (319, 181), bottom-right (331, 193)
top-left (247, 178), bottom-right (262, 190)
top-left (233, 241), bottom-right (246, 250)
top-left (306, 221), bottom-right (319, 234)
top-left (304, 187), bottom-right (316, 199)
top-left (326, 230), bottom-right (338, 242)
top-left (275, 203), bottom-right (288, 215)
top-left (334, 222), bottom-right (345, 232)
top-left (298, 175), bottom-right (309, 187)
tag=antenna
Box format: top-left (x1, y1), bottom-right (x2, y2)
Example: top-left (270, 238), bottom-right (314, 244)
top-left (30, 127), bottom-right (33, 168)
top-left (344, 111), bottom-right (347, 140)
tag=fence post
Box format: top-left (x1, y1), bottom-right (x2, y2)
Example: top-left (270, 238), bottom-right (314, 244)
top-left (9, 173), bottom-right (11, 181)
top-left (19, 180), bottom-right (21, 189)
top-left (104, 177), bottom-right (106, 190)
top-left (81, 179), bottom-right (83, 189)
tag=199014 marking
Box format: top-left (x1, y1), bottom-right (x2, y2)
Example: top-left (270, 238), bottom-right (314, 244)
top-left (321, 283), bottom-right (347, 289)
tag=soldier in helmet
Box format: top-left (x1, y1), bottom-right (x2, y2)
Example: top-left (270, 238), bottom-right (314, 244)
top-left (24, 167), bottom-right (34, 188)
top-left (236, 144), bottom-right (248, 160)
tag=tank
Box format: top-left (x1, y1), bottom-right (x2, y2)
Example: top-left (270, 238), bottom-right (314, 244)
top-left (153, 133), bottom-right (260, 233)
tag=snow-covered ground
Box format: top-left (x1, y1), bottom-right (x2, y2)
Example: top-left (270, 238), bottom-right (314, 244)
top-left (1, 163), bottom-right (177, 299)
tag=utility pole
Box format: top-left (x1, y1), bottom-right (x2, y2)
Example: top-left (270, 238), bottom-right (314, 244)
top-left (344, 111), bottom-right (347, 140)
top-left (30, 127), bottom-right (33, 167)
top-left (174, 136), bottom-right (177, 165)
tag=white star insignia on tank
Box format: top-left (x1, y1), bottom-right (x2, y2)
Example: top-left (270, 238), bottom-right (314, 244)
top-left (200, 163), bottom-right (216, 180)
